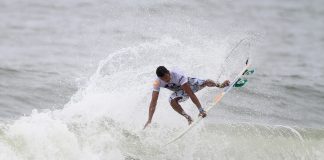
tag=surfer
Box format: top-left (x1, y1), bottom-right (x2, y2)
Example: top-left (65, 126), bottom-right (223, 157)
top-left (144, 66), bottom-right (230, 129)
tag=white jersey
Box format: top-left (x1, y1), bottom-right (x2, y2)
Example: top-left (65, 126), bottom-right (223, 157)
top-left (153, 70), bottom-right (188, 92)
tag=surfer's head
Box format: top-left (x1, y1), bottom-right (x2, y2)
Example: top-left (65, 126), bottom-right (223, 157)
top-left (156, 66), bottom-right (171, 82)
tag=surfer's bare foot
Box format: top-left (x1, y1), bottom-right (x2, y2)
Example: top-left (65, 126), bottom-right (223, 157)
top-left (186, 116), bottom-right (193, 125)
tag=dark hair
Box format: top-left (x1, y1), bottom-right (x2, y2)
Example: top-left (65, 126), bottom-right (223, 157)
top-left (156, 66), bottom-right (169, 77)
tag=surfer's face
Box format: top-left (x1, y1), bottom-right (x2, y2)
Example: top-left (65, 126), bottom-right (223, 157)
top-left (160, 73), bottom-right (171, 83)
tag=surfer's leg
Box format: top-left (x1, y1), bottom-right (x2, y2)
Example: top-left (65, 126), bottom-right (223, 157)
top-left (201, 79), bottom-right (230, 88)
top-left (201, 79), bottom-right (217, 87)
top-left (169, 97), bottom-right (193, 125)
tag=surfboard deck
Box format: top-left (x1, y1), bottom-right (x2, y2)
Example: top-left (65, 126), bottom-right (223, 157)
top-left (163, 59), bottom-right (252, 147)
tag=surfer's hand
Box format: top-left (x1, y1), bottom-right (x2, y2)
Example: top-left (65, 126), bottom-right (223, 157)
top-left (220, 80), bottom-right (230, 88)
top-left (143, 120), bottom-right (151, 130)
top-left (199, 111), bottom-right (207, 118)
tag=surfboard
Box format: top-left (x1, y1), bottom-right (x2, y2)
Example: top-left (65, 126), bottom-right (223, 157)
top-left (163, 59), bottom-right (252, 147)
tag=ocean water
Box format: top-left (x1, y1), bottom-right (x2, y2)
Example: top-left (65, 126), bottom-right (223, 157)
top-left (0, 0), bottom-right (324, 159)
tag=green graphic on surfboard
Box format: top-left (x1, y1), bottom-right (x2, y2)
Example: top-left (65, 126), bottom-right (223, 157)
top-left (234, 78), bottom-right (248, 88)
top-left (233, 69), bottom-right (254, 88)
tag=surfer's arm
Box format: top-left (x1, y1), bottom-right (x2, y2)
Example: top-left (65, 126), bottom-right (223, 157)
top-left (144, 91), bottom-right (159, 129)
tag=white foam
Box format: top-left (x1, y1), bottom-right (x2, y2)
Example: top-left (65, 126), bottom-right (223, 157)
top-left (0, 37), bottom-right (230, 159)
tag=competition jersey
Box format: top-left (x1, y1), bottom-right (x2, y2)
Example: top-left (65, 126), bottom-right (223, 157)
top-left (153, 69), bottom-right (188, 92)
